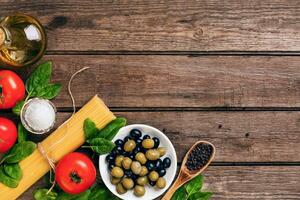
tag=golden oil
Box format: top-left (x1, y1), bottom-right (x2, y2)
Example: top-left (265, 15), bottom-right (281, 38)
top-left (0, 13), bottom-right (47, 68)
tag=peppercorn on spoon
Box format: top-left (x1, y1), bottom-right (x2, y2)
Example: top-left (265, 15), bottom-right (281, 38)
top-left (161, 141), bottom-right (215, 200)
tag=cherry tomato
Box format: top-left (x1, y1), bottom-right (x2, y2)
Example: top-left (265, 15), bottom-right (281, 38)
top-left (0, 117), bottom-right (17, 153)
top-left (55, 152), bottom-right (96, 194)
top-left (0, 70), bottom-right (25, 109)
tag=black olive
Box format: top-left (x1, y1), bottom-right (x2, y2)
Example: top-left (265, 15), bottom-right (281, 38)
top-left (106, 154), bottom-right (115, 164)
top-left (119, 150), bottom-right (126, 156)
top-left (133, 146), bottom-right (141, 154)
top-left (158, 169), bottom-right (166, 177)
top-left (130, 129), bottom-right (142, 139)
top-left (124, 170), bottom-right (133, 178)
top-left (136, 138), bottom-right (143, 146)
top-left (108, 163), bottom-right (115, 171)
top-left (132, 174), bottom-right (138, 181)
top-left (143, 135), bottom-right (150, 140)
top-left (155, 159), bottom-right (163, 171)
top-left (140, 147), bottom-right (147, 153)
top-left (146, 161), bottom-right (155, 171)
top-left (116, 146), bottom-right (123, 152)
top-left (111, 148), bottom-right (119, 155)
top-left (163, 157), bottom-right (171, 169)
top-left (124, 136), bottom-right (132, 142)
top-left (149, 181), bottom-right (156, 186)
top-left (153, 137), bottom-right (160, 148)
top-left (115, 139), bottom-right (124, 147)
top-left (128, 153), bottom-right (135, 160)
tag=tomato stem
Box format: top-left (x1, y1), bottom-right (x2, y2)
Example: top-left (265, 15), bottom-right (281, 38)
top-left (70, 171), bottom-right (82, 184)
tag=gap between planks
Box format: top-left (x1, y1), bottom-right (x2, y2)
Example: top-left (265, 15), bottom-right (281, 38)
top-left (46, 50), bottom-right (300, 56)
top-left (2, 107), bottom-right (300, 114)
top-left (60, 107), bottom-right (300, 112)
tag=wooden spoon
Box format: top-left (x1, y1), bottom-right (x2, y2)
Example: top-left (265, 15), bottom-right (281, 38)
top-left (161, 141), bottom-right (216, 200)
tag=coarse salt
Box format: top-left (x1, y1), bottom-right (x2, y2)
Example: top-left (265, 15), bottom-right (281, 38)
top-left (23, 98), bottom-right (56, 133)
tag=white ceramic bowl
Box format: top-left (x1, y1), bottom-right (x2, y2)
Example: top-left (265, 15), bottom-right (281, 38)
top-left (99, 124), bottom-right (177, 200)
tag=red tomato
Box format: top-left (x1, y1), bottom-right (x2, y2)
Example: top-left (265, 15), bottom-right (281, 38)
top-left (55, 152), bottom-right (96, 194)
top-left (0, 117), bottom-right (17, 153)
top-left (0, 70), bottom-right (25, 109)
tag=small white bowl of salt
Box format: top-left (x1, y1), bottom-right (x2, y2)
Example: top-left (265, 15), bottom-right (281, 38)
top-left (21, 98), bottom-right (57, 134)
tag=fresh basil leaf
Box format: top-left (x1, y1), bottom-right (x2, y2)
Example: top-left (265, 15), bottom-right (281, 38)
top-left (18, 123), bottom-right (28, 143)
top-left (12, 100), bottom-right (25, 116)
top-left (0, 166), bottom-right (19, 188)
top-left (26, 61), bottom-right (52, 96)
top-left (84, 118), bottom-right (98, 140)
top-left (188, 192), bottom-right (213, 200)
top-left (3, 163), bottom-right (22, 181)
top-left (57, 189), bottom-right (91, 200)
top-left (88, 185), bottom-right (109, 199)
top-left (33, 189), bottom-right (58, 200)
top-left (89, 184), bottom-right (119, 200)
top-left (38, 83), bottom-right (62, 99)
top-left (4, 141), bottom-right (36, 163)
top-left (98, 118), bottom-right (126, 140)
top-left (87, 138), bottom-right (115, 154)
top-left (171, 186), bottom-right (188, 200)
top-left (185, 175), bottom-right (203, 196)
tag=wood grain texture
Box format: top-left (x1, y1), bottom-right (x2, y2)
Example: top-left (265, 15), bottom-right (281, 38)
top-left (204, 166), bottom-right (300, 199)
top-left (17, 111), bottom-right (300, 162)
top-left (18, 166), bottom-right (300, 199)
top-left (19, 55), bottom-right (300, 108)
top-left (0, 0), bottom-right (299, 51)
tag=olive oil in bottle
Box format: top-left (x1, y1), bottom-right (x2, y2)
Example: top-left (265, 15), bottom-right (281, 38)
top-left (0, 13), bottom-right (47, 68)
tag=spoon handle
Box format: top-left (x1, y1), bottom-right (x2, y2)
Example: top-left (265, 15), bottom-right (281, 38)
top-left (161, 178), bottom-right (182, 200)
top-left (161, 171), bottom-right (190, 200)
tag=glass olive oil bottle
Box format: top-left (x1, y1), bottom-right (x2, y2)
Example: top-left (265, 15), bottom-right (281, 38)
top-left (0, 13), bottom-right (47, 68)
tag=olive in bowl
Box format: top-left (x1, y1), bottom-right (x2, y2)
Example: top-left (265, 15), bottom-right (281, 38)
top-left (99, 124), bottom-right (177, 200)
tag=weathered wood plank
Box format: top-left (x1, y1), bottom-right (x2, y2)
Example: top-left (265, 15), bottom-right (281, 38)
top-left (19, 166), bottom-right (300, 199)
top-left (204, 166), bottom-right (300, 199)
top-left (22, 55), bottom-right (300, 108)
top-left (115, 111), bottom-right (300, 162)
top-left (0, 0), bottom-right (299, 51)
top-left (14, 111), bottom-right (300, 162)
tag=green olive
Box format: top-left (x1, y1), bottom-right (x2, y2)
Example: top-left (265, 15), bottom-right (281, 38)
top-left (157, 147), bottom-right (166, 157)
top-left (134, 185), bottom-right (145, 197)
top-left (131, 161), bottom-right (142, 175)
top-left (116, 183), bottom-right (127, 194)
top-left (122, 178), bottom-right (134, 190)
top-left (135, 152), bottom-right (147, 165)
top-left (148, 171), bottom-right (159, 182)
top-left (142, 138), bottom-right (155, 149)
top-left (156, 177), bottom-right (166, 189)
top-left (136, 176), bottom-right (148, 186)
top-left (122, 157), bottom-right (132, 170)
top-left (146, 149), bottom-right (160, 161)
top-left (111, 177), bottom-right (121, 185)
top-left (139, 166), bottom-right (148, 176)
top-left (124, 139), bottom-right (136, 152)
top-left (111, 166), bottom-right (124, 178)
top-left (115, 155), bottom-right (124, 167)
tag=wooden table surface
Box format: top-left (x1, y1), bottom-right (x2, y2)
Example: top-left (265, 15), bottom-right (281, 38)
top-left (1, 0), bottom-right (300, 199)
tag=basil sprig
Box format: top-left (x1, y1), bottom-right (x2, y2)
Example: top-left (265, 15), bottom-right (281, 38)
top-left (171, 175), bottom-right (213, 200)
top-left (13, 61), bottom-right (62, 115)
top-left (0, 123), bottom-right (36, 188)
top-left (82, 117), bottom-right (126, 155)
